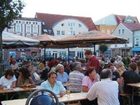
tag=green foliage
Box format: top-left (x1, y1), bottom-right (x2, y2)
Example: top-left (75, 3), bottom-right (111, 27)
top-left (0, 0), bottom-right (24, 31)
top-left (0, 0), bottom-right (24, 67)
top-left (99, 44), bottom-right (108, 54)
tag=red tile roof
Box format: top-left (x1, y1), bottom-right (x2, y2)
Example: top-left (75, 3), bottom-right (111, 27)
top-left (123, 23), bottom-right (140, 31)
top-left (35, 12), bottom-right (97, 31)
top-left (115, 15), bottom-right (139, 24)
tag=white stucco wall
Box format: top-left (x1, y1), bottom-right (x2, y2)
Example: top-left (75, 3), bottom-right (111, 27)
top-left (111, 23), bottom-right (133, 48)
top-left (53, 19), bottom-right (88, 36)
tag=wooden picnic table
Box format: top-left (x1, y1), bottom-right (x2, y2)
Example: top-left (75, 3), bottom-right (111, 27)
top-left (2, 92), bottom-right (87, 105)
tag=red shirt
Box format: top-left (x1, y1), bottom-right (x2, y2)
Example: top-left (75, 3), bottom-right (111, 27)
top-left (87, 56), bottom-right (100, 71)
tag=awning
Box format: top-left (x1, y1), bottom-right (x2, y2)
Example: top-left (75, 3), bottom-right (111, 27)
top-left (131, 47), bottom-right (140, 52)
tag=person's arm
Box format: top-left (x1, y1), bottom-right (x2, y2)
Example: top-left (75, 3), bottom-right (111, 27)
top-left (82, 76), bottom-right (89, 92)
top-left (86, 84), bottom-right (97, 101)
top-left (82, 85), bottom-right (89, 92)
top-left (29, 77), bottom-right (35, 85)
top-left (11, 81), bottom-right (16, 88)
top-left (59, 81), bottom-right (66, 97)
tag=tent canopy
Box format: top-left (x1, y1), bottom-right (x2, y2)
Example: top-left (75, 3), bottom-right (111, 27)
top-left (2, 32), bottom-right (39, 48)
top-left (33, 31), bottom-right (128, 48)
top-left (33, 34), bottom-right (66, 48)
top-left (56, 30), bottom-right (128, 48)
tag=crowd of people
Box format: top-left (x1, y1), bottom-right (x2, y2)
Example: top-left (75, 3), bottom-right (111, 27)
top-left (0, 50), bottom-right (140, 105)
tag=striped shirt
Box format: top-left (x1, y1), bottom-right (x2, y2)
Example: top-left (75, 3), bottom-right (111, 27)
top-left (69, 70), bottom-right (85, 92)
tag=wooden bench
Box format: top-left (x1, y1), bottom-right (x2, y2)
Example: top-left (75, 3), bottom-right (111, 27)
top-left (120, 93), bottom-right (131, 105)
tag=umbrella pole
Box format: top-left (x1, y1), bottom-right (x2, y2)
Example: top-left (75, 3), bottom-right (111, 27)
top-left (68, 47), bottom-right (70, 63)
top-left (93, 44), bottom-right (96, 55)
top-left (44, 48), bottom-right (46, 60)
top-left (0, 30), bottom-right (4, 76)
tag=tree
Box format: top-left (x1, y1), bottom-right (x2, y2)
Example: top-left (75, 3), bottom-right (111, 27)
top-left (99, 44), bottom-right (108, 55)
top-left (0, 0), bottom-right (24, 72)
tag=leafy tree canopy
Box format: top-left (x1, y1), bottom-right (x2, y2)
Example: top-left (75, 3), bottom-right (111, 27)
top-left (0, 0), bottom-right (24, 31)
top-left (99, 44), bottom-right (108, 54)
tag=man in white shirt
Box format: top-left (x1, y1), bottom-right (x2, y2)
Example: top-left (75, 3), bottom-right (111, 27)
top-left (86, 69), bottom-right (120, 105)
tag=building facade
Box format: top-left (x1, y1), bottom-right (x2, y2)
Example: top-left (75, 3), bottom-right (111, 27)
top-left (4, 18), bottom-right (42, 37)
top-left (35, 13), bottom-right (97, 59)
top-left (112, 22), bottom-right (140, 56)
top-left (95, 14), bottom-right (139, 57)
top-left (4, 13), bottom-right (97, 60)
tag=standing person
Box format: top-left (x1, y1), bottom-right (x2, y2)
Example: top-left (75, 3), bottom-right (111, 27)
top-left (84, 50), bottom-right (100, 74)
top-left (87, 69), bottom-right (120, 105)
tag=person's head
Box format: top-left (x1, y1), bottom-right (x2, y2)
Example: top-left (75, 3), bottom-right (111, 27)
top-left (56, 64), bottom-right (64, 73)
top-left (107, 62), bottom-right (113, 69)
top-left (71, 61), bottom-right (81, 71)
top-left (115, 61), bottom-right (124, 69)
top-left (110, 57), bottom-right (116, 63)
top-left (100, 69), bottom-right (112, 79)
top-left (48, 71), bottom-right (57, 84)
top-left (86, 68), bottom-right (97, 80)
top-left (4, 69), bottom-right (14, 80)
top-left (136, 61), bottom-right (140, 70)
top-left (19, 67), bottom-right (31, 79)
top-left (129, 62), bottom-right (137, 71)
top-left (84, 50), bottom-right (92, 59)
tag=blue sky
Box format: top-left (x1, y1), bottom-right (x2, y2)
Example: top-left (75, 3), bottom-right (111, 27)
top-left (22, 0), bottom-right (140, 21)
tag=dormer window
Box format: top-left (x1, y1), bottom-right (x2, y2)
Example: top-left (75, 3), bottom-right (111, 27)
top-left (124, 16), bottom-right (135, 23)
top-left (79, 24), bottom-right (82, 27)
top-left (61, 23), bottom-right (64, 26)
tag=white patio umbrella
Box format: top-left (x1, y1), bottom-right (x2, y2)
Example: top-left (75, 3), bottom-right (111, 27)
top-left (2, 32), bottom-right (39, 48)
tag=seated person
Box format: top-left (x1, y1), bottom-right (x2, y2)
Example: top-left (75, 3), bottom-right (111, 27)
top-left (40, 71), bottom-right (66, 97)
top-left (82, 68), bottom-right (100, 92)
top-left (17, 67), bottom-right (35, 87)
top-left (121, 62), bottom-right (140, 105)
top-left (121, 62), bottom-right (140, 94)
top-left (0, 69), bottom-right (17, 100)
top-left (56, 63), bottom-right (69, 84)
top-left (81, 68), bottom-right (99, 105)
top-left (87, 69), bottom-right (120, 105)
top-left (0, 69), bottom-right (16, 89)
top-left (68, 62), bottom-right (85, 93)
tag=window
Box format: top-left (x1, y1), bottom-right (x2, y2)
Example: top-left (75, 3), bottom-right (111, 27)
top-left (59, 51), bottom-right (66, 58)
top-left (135, 38), bottom-right (139, 46)
top-left (57, 30), bottom-right (60, 35)
top-left (79, 24), bottom-right (82, 27)
top-left (15, 24), bottom-right (21, 33)
top-left (26, 25), bottom-right (31, 33)
top-left (122, 29), bottom-right (124, 34)
top-left (61, 23), bottom-right (64, 26)
top-left (33, 25), bottom-right (38, 34)
top-left (77, 51), bottom-right (83, 58)
top-left (61, 31), bottom-right (65, 35)
top-left (119, 29), bottom-right (121, 34)
top-left (46, 51), bottom-right (51, 57)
